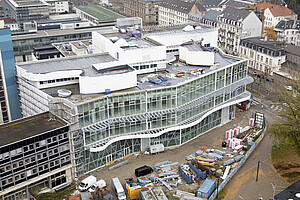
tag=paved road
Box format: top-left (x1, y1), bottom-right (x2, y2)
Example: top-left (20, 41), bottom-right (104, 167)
top-left (224, 98), bottom-right (289, 200)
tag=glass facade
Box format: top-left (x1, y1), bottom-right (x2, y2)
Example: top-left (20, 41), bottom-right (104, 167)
top-left (0, 28), bottom-right (22, 121)
top-left (79, 61), bottom-right (250, 173)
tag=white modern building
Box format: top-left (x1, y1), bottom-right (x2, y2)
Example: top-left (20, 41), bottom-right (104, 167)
top-left (16, 26), bottom-right (253, 177)
top-left (274, 19), bottom-right (300, 45)
top-left (217, 6), bottom-right (262, 55)
top-left (239, 37), bottom-right (286, 74)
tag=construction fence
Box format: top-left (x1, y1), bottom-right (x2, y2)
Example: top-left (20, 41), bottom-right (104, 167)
top-left (209, 117), bottom-right (268, 200)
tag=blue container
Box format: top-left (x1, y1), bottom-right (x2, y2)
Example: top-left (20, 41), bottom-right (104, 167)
top-left (197, 179), bottom-right (216, 199)
top-left (105, 89), bottom-right (111, 95)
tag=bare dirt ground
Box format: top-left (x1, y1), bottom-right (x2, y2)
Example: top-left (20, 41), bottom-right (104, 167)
top-left (84, 108), bottom-right (255, 198)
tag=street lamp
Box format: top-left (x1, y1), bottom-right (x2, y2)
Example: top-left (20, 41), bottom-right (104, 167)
top-left (256, 161), bottom-right (261, 181)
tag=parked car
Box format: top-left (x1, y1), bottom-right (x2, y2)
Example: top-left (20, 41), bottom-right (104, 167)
top-left (78, 175), bottom-right (97, 192)
top-left (88, 179), bottom-right (106, 193)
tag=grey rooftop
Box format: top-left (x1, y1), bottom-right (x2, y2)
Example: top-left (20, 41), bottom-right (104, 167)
top-left (0, 112), bottom-right (66, 147)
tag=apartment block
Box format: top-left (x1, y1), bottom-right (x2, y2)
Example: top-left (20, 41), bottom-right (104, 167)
top-left (0, 112), bottom-right (72, 199)
top-left (217, 6), bottom-right (262, 55)
top-left (239, 37), bottom-right (286, 74)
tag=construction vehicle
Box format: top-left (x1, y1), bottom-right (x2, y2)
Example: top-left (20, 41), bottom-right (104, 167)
top-left (125, 177), bottom-right (154, 200)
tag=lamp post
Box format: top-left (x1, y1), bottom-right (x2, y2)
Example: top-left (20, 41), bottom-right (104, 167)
top-left (256, 161), bottom-right (261, 181)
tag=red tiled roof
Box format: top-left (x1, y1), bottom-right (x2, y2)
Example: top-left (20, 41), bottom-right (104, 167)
top-left (249, 2), bottom-right (296, 17)
top-left (3, 18), bottom-right (17, 24)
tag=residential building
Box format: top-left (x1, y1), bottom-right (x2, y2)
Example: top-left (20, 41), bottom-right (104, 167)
top-left (297, 31), bottom-right (300, 46)
top-left (124, 0), bottom-right (163, 25)
top-left (2, 0), bottom-right (49, 22)
top-left (16, 26), bottom-right (253, 177)
top-left (158, 0), bottom-right (206, 25)
top-left (217, 6), bottom-right (262, 55)
top-left (274, 19), bottom-right (300, 45)
top-left (0, 112), bottom-right (72, 199)
top-left (75, 5), bottom-right (124, 26)
top-left (0, 22), bottom-right (21, 122)
top-left (276, 44), bottom-right (300, 78)
top-left (239, 37), bottom-right (286, 74)
top-left (46, 0), bottom-right (69, 14)
top-left (3, 18), bottom-right (20, 31)
top-left (249, 2), bottom-right (297, 30)
top-left (201, 10), bottom-right (220, 27)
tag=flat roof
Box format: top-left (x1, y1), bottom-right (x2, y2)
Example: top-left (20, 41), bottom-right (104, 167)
top-left (0, 112), bottom-right (66, 147)
top-left (35, 51), bottom-right (240, 104)
top-left (17, 53), bottom-right (117, 77)
top-left (12, 25), bottom-right (118, 40)
top-left (76, 5), bottom-right (124, 22)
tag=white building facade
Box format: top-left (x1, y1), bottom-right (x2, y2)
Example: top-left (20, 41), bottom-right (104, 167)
top-left (239, 37), bottom-right (286, 74)
top-left (46, 0), bottom-right (70, 14)
top-left (218, 6), bottom-right (262, 55)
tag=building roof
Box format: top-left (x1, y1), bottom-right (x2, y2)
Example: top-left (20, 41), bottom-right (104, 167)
top-left (274, 179), bottom-right (300, 200)
top-left (76, 5), bottom-right (124, 22)
top-left (219, 6), bottom-right (251, 22)
top-left (284, 44), bottom-right (300, 56)
top-left (226, 0), bottom-right (251, 9)
top-left (275, 19), bottom-right (300, 31)
top-left (249, 2), bottom-right (296, 17)
top-left (0, 112), bottom-right (66, 147)
top-left (198, 0), bottom-right (224, 9)
top-left (17, 53), bottom-right (117, 77)
top-left (9, 0), bottom-right (48, 7)
top-left (159, 0), bottom-right (206, 14)
top-left (202, 10), bottom-right (220, 22)
top-left (240, 37), bottom-right (285, 52)
top-left (3, 18), bottom-right (17, 24)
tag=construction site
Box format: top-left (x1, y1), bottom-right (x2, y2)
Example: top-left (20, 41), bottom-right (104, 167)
top-left (66, 107), bottom-right (266, 200)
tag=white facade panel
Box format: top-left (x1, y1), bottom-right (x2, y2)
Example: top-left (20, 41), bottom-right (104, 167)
top-left (79, 70), bottom-right (137, 94)
top-left (179, 47), bottom-right (214, 66)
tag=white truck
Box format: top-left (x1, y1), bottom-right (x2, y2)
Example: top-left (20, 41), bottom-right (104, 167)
top-left (111, 177), bottom-right (126, 200)
top-left (78, 176), bottom-right (97, 192)
top-left (88, 179), bottom-right (106, 193)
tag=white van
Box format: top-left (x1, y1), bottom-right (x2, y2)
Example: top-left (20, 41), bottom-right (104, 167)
top-left (78, 175), bottom-right (97, 192)
top-left (88, 179), bottom-right (106, 193)
top-left (111, 177), bottom-right (126, 200)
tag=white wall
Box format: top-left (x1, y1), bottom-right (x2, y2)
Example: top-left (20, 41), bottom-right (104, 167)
top-left (146, 29), bottom-right (218, 47)
top-left (242, 12), bottom-right (262, 38)
top-left (179, 47), bottom-right (215, 66)
top-left (79, 70), bottom-right (137, 94)
top-left (119, 46), bottom-right (166, 63)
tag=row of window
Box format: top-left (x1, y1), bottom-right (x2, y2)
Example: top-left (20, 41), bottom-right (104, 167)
top-left (132, 64), bottom-right (157, 70)
top-left (0, 133), bottom-right (68, 160)
top-left (1, 155), bottom-right (70, 188)
top-left (0, 144), bottom-right (69, 174)
top-left (39, 77), bottom-right (79, 85)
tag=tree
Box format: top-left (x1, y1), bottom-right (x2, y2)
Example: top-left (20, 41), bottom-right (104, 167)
top-left (289, 0), bottom-right (297, 10)
top-left (263, 26), bottom-right (279, 41)
top-left (268, 77), bottom-right (300, 154)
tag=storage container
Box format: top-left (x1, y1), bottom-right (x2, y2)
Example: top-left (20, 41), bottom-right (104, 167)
top-left (197, 179), bottom-right (216, 199)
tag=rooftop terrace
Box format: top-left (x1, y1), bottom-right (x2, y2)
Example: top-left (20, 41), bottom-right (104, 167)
top-left (0, 112), bottom-right (66, 147)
